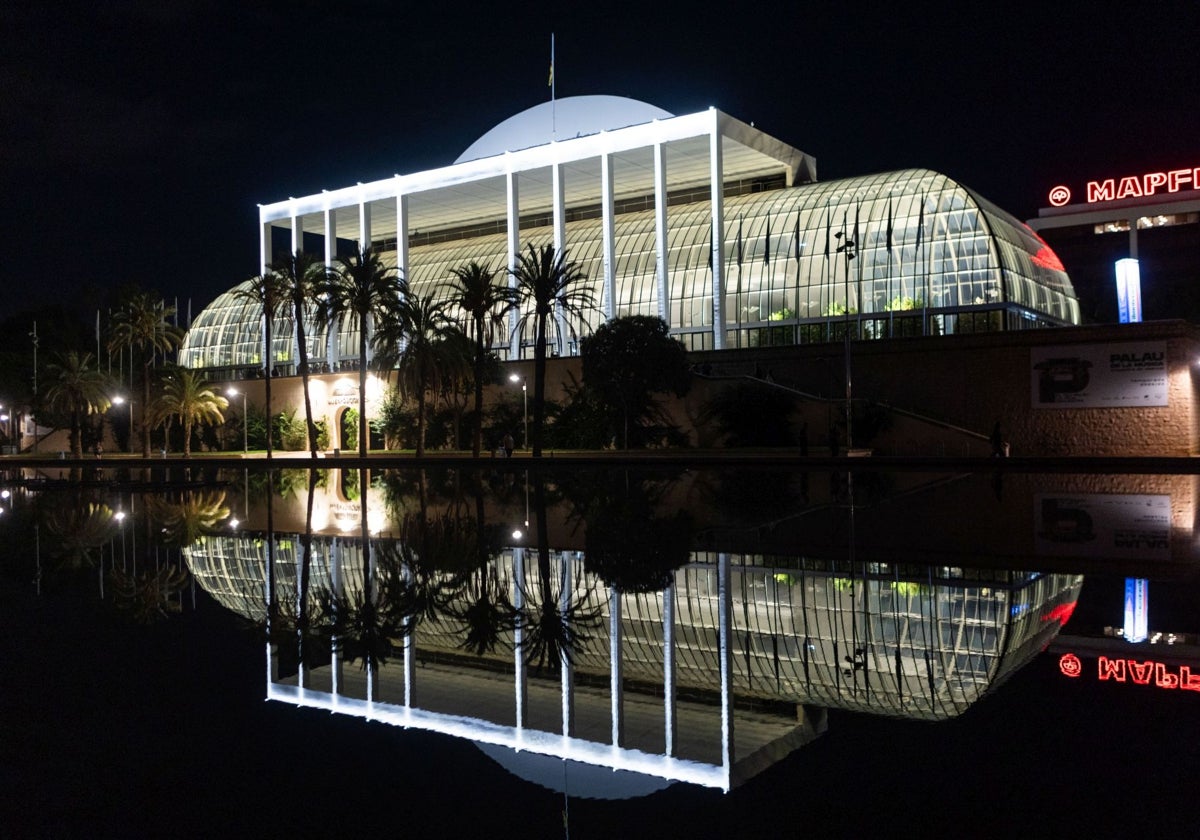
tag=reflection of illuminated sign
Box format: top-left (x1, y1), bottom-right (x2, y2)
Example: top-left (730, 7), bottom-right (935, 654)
top-left (1048, 167), bottom-right (1200, 206)
top-left (1058, 653), bottom-right (1200, 691)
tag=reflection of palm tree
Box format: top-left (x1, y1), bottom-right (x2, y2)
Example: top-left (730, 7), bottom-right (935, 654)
top-left (109, 563), bottom-right (190, 623)
top-left (146, 491), bottom-right (231, 548)
top-left (445, 564), bottom-right (516, 656)
top-left (44, 500), bottom-right (118, 571)
top-left (515, 478), bottom-right (602, 674)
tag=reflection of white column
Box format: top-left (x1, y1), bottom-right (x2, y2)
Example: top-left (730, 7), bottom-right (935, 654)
top-left (296, 541), bottom-right (306, 689)
top-left (403, 557), bottom-right (415, 707)
top-left (561, 551), bottom-right (575, 737)
top-left (513, 547), bottom-right (527, 727)
top-left (654, 142), bottom-right (669, 323)
top-left (717, 552), bottom-right (733, 773)
top-left (609, 585), bottom-right (623, 746)
top-left (663, 579), bottom-right (677, 756)
top-left (330, 538), bottom-right (343, 696)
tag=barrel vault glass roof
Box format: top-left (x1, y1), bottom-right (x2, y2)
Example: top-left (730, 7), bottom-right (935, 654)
top-left (182, 167), bottom-right (1079, 369)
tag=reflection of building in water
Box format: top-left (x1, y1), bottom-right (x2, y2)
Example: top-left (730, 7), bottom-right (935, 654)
top-left (186, 534), bottom-right (1081, 791)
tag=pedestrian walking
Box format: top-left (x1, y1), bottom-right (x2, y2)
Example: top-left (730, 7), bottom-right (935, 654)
top-left (502, 432), bottom-right (515, 458)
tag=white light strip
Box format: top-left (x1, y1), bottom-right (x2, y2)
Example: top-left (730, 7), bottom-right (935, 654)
top-left (266, 682), bottom-right (730, 790)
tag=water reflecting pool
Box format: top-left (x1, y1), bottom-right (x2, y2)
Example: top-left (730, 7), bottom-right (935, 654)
top-left (2, 464), bottom-right (1198, 836)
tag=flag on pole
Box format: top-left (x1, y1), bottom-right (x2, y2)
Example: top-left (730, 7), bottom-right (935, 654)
top-left (824, 208), bottom-right (831, 260)
top-left (736, 218), bottom-right (743, 267)
top-left (763, 215), bottom-right (771, 264)
top-left (548, 33), bottom-right (555, 87)
top-left (915, 197), bottom-right (924, 250)
top-left (793, 211), bottom-right (801, 261)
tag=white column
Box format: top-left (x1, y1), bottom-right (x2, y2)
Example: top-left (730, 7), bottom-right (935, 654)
top-left (654, 142), bottom-right (670, 324)
top-left (295, 543), bottom-right (306, 689)
top-left (359, 197), bottom-right (374, 365)
top-left (259, 219), bottom-right (271, 275)
top-left (609, 586), bottom-right (624, 746)
top-left (710, 113), bottom-right (727, 350)
top-left (289, 211), bottom-right (302, 366)
top-left (396, 191), bottom-right (410, 284)
top-left (552, 163), bottom-right (568, 356)
top-left (323, 203), bottom-right (337, 268)
top-left (601, 153), bottom-right (617, 321)
top-left (507, 169), bottom-right (522, 358)
top-left (323, 205), bottom-right (338, 368)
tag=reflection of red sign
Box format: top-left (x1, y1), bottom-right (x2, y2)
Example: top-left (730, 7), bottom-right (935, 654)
top-left (1050, 167), bottom-right (1200, 205)
top-left (1059, 653), bottom-right (1082, 677)
top-left (1060, 653), bottom-right (1200, 691)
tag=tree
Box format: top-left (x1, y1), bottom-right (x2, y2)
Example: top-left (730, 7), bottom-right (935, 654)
top-left (42, 351), bottom-right (113, 458)
top-left (151, 368), bottom-right (228, 457)
top-left (320, 249), bottom-right (406, 457)
top-left (107, 293), bottom-right (182, 456)
top-left (510, 244), bottom-right (594, 457)
top-left (233, 274), bottom-right (287, 457)
top-left (373, 291), bottom-right (459, 457)
top-left (580, 315), bottom-right (691, 448)
top-left (270, 251), bottom-right (329, 457)
top-left (446, 261), bottom-right (517, 457)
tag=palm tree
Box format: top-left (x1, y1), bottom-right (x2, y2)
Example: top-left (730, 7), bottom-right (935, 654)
top-left (320, 248), bottom-right (406, 457)
top-left (375, 291), bottom-right (458, 457)
top-left (107, 293), bottom-right (183, 456)
top-left (233, 273), bottom-right (288, 458)
top-left (446, 261), bottom-right (517, 457)
top-left (271, 251), bottom-right (328, 457)
top-left (151, 368), bottom-right (228, 457)
top-left (509, 244), bottom-right (594, 456)
top-left (42, 351), bottom-right (113, 458)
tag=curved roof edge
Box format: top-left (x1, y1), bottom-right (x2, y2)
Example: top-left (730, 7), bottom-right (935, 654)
top-left (455, 96), bottom-right (674, 164)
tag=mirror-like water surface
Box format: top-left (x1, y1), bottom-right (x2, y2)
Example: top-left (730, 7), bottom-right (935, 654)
top-left (2, 464), bottom-right (1197, 837)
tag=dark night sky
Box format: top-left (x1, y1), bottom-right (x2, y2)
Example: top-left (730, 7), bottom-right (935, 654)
top-left (2, 0), bottom-right (1198, 319)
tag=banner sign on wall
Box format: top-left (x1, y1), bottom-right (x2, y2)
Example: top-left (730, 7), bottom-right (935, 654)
top-left (1031, 343), bottom-right (1167, 408)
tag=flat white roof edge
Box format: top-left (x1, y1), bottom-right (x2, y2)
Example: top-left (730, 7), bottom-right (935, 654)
top-left (259, 108), bottom-right (807, 226)
top-left (267, 682), bottom-right (730, 790)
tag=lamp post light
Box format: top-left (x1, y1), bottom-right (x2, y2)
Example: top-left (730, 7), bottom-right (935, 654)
top-left (111, 396), bottom-right (134, 452)
top-left (226, 387), bottom-right (247, 453)
top-left (508, 373), bottom-right (528, 450)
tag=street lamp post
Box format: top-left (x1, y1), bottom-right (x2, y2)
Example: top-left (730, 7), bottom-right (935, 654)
top-left (509, 373), bottom-right (527, 450)
top-left (227, 387), bottom-right (247, 453)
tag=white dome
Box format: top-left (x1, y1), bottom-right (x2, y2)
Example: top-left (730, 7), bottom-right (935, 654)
top-left (455, 95), bottom-right (674, 164)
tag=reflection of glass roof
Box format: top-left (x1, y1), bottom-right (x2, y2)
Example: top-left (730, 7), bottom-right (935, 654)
top-left (186, 536), bottom-right (1082, 720)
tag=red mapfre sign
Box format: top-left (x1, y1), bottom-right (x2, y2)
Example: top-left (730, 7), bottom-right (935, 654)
top-left (1058, 652), bottom-right (1200, 691)
top-left (1047, 167), bottom-right (1200, 207)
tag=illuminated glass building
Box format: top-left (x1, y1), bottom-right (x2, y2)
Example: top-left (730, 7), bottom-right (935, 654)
top-left (180, 97), bottom-right (1079, 375)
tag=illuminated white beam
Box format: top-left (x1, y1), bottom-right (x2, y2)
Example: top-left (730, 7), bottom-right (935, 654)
top-left (600, 153), bottom-right (616, 321)
top-left (710, 116), bottom-right (727, 350)
top-left (654, 142), bottom-right (669, 323)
